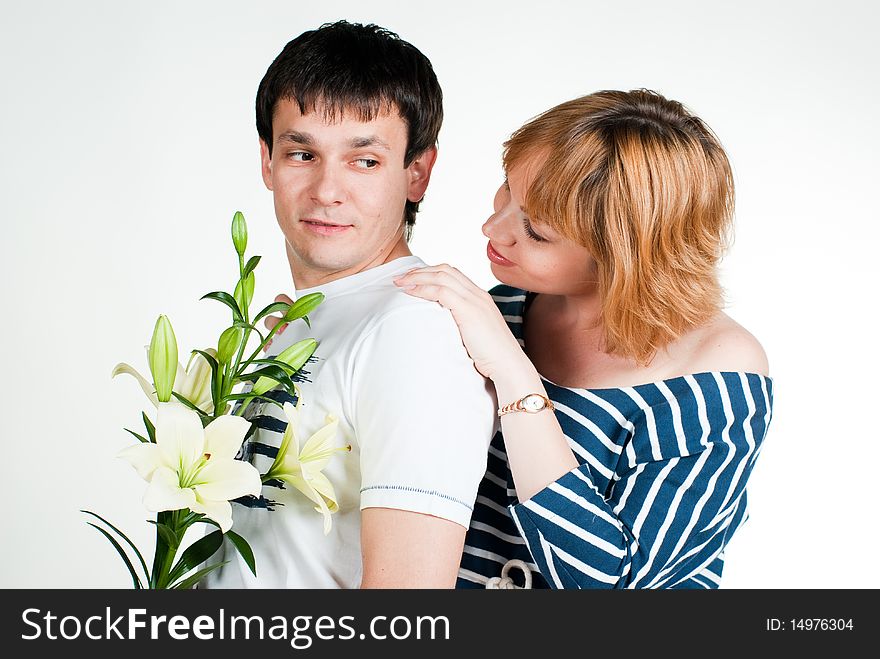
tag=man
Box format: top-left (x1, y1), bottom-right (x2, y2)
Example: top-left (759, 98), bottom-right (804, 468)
top-left (203, 21), bottom-right (496, 588)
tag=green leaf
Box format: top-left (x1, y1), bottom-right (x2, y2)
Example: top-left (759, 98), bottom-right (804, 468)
top-left (179, 511), bottom-right (207, 527)
top-left (81, 510), bottom-right (150, 584)
top-left (191, 349), bottom-right (220, 371)
top-left (248, 326), bottom-right (267, 345)
top-left (201, 291), bottom-right (243, 322)
top-left (283, 292), bottom-right (324, 322)
top-left (86, 522), bottom-right (143, 589)
top-left (248, 357), bottom-right (304, 374)
top-left (253, 301), bottom-right (291, 324)
top-left (170, 561), bottom-right (229, 590)
top-left (240, 364), bottom-right (297, 396)
top-left (222, 392), bottom-right (283, 409)
top-left (142, 412), bottom-right (156, 442)
top-left (147, 520), bottom-right (180, 549)
top-left (167, 530), bottom-right (224, 585)
top-left (171, 392), bottom-right (210, 419)
top-left (224, 530), bottom-right (257, 577)
top-left (124, 428), bottom-right (150, 444)
top-left (242, 255), bottom-right (262, 279)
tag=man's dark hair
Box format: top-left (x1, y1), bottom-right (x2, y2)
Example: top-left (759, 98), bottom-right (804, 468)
top-left (256, 21), bottom-right (443, 240)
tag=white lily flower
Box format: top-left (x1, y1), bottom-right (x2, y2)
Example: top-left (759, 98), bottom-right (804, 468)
top-left (112, 348), bottom-right (218, 414)
top-left (264, 399), bottom-right (350, 535)
top-left (118, 403), bottom-right (261, 532)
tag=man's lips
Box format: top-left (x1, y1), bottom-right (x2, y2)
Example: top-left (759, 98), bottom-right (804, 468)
top-left (487, 241), bottom-right (516, 266)
top-left (300, 219), bottom-right (353, 235)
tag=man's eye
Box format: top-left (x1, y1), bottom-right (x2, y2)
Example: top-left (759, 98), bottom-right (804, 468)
top-left (289, 151), bottom-right (313, 162)
top-left (354, 158), bottom-right (379, 169)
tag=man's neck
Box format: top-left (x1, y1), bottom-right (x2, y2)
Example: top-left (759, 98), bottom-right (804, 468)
top-left (287, 238), bottom-right (413, 290)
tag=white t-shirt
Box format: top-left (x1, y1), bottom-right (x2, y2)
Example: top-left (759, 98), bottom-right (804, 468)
top-left (203, 256), bottom-right (497, 588)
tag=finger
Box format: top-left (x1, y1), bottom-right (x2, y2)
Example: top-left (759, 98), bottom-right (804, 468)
top-left (395, 270), bottom-right (483, 303)
top-left (399, 263), bottom-right (476, 290)
top-left (275, 293), bottom-right (294, 304)
top-left (397, 282), bottom-right (468, 312)
top-left (396, 267), bottom-right (485, 301)
top-left (265, 316), bottom-right (288, 334)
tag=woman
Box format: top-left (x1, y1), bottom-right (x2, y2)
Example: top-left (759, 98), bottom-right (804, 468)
top-left (392, 89), bottom-right (772, 589)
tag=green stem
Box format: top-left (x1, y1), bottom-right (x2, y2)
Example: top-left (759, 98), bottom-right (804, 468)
top-left (235, 394), bottom-right (256, 417)
top-left (240, 316), bottom-right (286, 370)
top-left (150, 511), bottom-right (168, 588)
top-left (154, 509), bottom-right (195, 589)
top-left (226, 262), bottom-right (254, 406)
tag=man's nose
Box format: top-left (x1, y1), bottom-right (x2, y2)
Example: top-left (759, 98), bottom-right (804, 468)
top-left (309, 163), bottom-right (344, 206)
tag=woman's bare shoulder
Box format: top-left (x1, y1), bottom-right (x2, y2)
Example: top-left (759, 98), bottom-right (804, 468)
top-left (681, 313), bottom-right (770, 377)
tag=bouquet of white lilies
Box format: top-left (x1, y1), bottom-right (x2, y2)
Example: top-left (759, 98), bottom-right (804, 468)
top-left (83, 212), bottom-right (347, 589)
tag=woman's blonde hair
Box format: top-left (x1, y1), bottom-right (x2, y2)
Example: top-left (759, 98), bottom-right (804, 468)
top-left (504, 89), bottom-right (734, 365)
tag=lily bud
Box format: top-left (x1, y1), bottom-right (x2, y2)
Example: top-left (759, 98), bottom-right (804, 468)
top-left (283, 292), bottom-right (325, 323)
top-left (231, 211), bottom-right (247, 257)
top-left (276, 338), bottom-right (318, 372)
top-left (148, 315), bottom-right (178, 403)
top-left (217, 326), bottom-right (243, 364)
top-left (234, 272), bottom-right (255, 316)
top-left (252, 338), bottom-right (317, 396)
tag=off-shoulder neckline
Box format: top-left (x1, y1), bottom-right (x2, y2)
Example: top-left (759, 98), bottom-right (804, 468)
top-left (502, 287), bottom-right (772, 394)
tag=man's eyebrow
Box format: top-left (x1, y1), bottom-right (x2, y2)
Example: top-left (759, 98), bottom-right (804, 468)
top-left (277, 131), bottom-right (313, 146)
top-left (349, 136), bottom-right (392, 150)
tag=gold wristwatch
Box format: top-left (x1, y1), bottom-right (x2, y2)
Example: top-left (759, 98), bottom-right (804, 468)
top-left (497, 393), bottom-right (555, 417)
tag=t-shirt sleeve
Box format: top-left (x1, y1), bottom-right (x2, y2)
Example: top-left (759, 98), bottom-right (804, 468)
top-left (351, 301), bottom-right (497, 529)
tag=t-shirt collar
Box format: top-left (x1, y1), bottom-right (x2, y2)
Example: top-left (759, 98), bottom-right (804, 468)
top-left (293, 255), bottom-right (424, 300)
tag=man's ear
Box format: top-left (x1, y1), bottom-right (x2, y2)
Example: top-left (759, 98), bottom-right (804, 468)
top-left (406, 145), bottom-right (438, 203)
top-left (259, 138), bottom-right (274, 191)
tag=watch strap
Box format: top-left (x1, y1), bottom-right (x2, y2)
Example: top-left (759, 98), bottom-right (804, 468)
top-left (497, 393), bottom-right (555, 417)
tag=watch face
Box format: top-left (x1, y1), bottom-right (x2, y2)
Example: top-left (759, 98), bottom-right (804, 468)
top-left (522, 394), bottom-right (546, 412)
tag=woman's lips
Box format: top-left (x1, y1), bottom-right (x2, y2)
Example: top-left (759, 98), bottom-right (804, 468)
top-left (301, 219), bottom-right (353, 235)
top-left (487, 241), bottom-right (516, 267)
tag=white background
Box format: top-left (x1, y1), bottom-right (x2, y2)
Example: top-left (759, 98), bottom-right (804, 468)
top-left (1, 0), bottom-right (877, 588)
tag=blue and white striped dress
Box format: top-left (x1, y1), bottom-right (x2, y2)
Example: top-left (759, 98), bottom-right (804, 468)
top-left (457, 285), bottom-right (774, 589)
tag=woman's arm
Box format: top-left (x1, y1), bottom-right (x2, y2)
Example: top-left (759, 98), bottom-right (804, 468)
top-left (394, 267), bottom-right (772, 589)
top-left (510, 372), bottom-right (771, 588)
top-left (393, 265), bottom-right (578, 501)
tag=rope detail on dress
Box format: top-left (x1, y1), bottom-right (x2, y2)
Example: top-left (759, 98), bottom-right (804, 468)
top-left (485, 559), bottom-right (533, 589)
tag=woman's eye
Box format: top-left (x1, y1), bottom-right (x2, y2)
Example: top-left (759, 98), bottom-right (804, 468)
top-left (522, 217), bottom-right (547, 242)
top-left (289, 151), bottom-right (313, 162)
top-left (354, 158), bottom-right (379, 169)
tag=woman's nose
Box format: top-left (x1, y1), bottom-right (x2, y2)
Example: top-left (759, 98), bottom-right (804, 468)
top-left (483, 209), bottom-right (515, 245)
